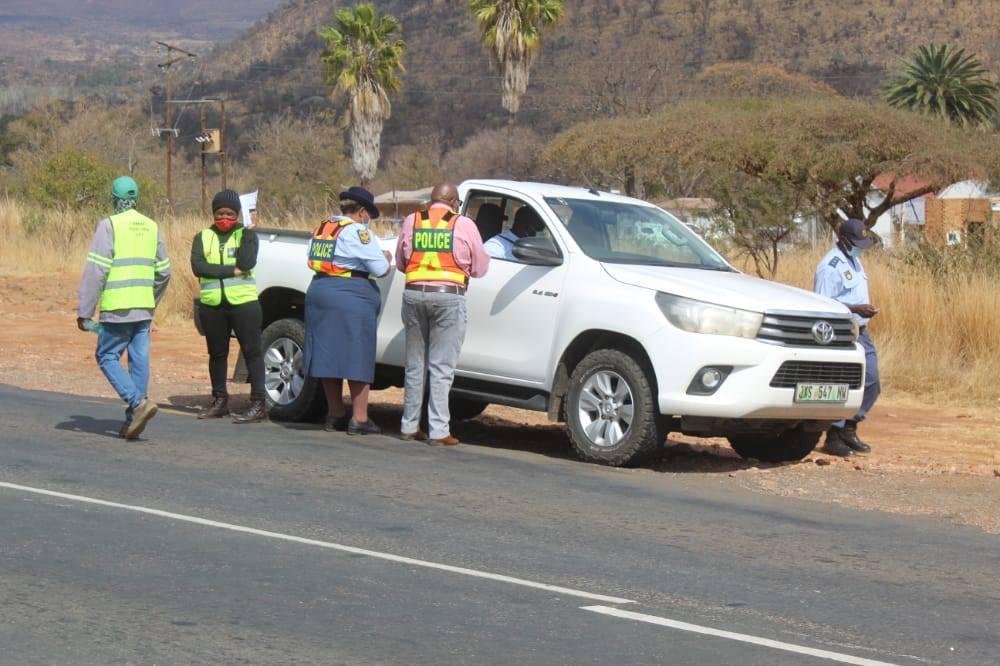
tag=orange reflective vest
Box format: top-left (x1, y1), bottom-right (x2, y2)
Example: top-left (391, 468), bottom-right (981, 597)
top-left (308, 217), bottom-right (361, 278)
top-left (405, 208), bottom-right (468, 286)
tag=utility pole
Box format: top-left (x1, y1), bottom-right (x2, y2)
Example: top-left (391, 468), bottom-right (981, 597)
top-left (156, 41), bottom-right (197, 212)
top-left (219, 99), bottom-right (227, 190)
top-left (200, 105), bottom-right (208, 215)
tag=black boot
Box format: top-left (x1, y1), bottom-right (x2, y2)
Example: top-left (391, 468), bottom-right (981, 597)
top-left (840, 423), bottom-right (872, 453)
top-left (821, 427), bottom-right (854, 457)
top-left (198, 395), bottom-right (229, 419)
top-left (232, 398), bottom-right (267, 424)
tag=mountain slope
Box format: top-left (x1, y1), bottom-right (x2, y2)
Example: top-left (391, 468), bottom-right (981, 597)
top-left (195, 0), bottom-right (1000, 149)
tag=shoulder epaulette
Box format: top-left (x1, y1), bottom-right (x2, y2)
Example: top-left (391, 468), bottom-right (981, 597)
top-left (828, 256), bottom-right (842, 268)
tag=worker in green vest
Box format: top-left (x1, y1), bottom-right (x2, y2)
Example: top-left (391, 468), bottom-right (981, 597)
top-left (190, 189), bottom-right (267, 424)
top-left (77, 176), bottom-right (171, 440)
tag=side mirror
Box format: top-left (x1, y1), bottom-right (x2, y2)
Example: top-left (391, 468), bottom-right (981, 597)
top-left (512, 236), bottom-right (563, 267)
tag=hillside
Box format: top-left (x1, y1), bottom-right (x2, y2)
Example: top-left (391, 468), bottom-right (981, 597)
top-left (0, 0), bottom-right (284, 106)
top-left (194, 0), bottom-right (1000, 150)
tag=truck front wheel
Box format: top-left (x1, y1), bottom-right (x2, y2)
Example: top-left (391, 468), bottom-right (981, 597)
top-left (565, 349), bottom-right (665, 467)
top-left (262, 318), bottom-right (323, 422)
top-left (727, 427), bottom-right (821, 463)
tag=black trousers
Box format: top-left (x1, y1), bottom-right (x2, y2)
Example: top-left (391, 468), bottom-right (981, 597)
top-left (200, 301), bottom-right (265, 400)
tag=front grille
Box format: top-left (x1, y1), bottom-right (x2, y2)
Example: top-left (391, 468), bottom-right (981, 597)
top-left (757, 313), bottom-right (855, 348)
top-left (770, 362), bottom-right (864, 389)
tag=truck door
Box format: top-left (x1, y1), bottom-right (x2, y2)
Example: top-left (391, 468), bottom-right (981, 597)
top-left (458, 191), bottom-right (568, 387)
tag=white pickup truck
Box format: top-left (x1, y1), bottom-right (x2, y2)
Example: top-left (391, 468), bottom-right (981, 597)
top-left (248, 180), bottom-right (864, 466)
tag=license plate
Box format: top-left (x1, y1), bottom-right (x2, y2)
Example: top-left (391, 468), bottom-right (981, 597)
top-left (794, 383), bottom-right (849, 404)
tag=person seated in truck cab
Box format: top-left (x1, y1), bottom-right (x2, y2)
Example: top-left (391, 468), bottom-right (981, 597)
top-left (474, 203), bottom-right (503, 244)
top-left (484, 206), bottom-right (544, 260)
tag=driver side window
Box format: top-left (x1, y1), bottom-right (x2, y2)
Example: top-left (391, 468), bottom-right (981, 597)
top-left (465, 192), bottom-right (551, 263)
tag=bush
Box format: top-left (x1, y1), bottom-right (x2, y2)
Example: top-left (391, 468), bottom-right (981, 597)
top-left (25, 149), bottom-right (115, 210)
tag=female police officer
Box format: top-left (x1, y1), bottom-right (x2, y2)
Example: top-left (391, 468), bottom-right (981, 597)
top-left (303, 187), bottom-right (392, 435)
top-left (191, 189), bottom-right (267, 423)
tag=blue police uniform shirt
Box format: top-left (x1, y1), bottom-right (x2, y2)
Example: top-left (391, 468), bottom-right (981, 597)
top-left (814, 245), bottom-right (871, 326)
top-left (328, 216), bottom-right (390, 277)
top-left (484, 230), bottom-right (520, 260)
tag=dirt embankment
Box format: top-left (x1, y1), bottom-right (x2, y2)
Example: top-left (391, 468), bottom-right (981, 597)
top-left (1, 274), bottom-right (998, 533)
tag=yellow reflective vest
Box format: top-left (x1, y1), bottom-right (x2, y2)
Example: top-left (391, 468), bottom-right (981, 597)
top-left (199, 227), bottom-right (258, 306)
top-left (100, 210), bottom-right (159, 312)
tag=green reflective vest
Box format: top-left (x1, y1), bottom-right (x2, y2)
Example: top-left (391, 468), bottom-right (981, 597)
top-left (100, 210), bottom-right (159, 312)
top-left (199, 227), bottom-right (258, 306)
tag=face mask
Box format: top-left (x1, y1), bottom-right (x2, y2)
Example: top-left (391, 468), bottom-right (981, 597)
top-left (847, 246), bottom-right (864, 259)
top-left (214, 217), bottom-right (240, 233)
top-left (114, 197), bottom-right (137, 214)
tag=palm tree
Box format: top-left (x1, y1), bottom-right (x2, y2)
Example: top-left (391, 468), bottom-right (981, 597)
top-left (469, 0), bottom-right (565, 115)
top-left (320, 4), bottom-right (406, 181)
top-left (883, 44), bottom-right (998, 127)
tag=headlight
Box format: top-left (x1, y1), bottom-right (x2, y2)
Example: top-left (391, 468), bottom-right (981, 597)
top-left (850, 319), bottom-right (860, 342)
top-left (655, 293), bottom-right (763, 338)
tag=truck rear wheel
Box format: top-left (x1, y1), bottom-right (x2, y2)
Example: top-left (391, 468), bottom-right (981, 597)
top-left (449, 396), bottom-right (489, 421)
top-left (565, 349), bottom-right (665, 467)
top-left (728, 427), bottom-right (821, 463)
top-left (262, 318), bottom-right (323, 422)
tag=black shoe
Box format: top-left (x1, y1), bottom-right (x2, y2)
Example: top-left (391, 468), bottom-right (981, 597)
top-left (324, 415), bottom-right (350, 432)
top-left (232, 399), bottom-right (267, 424)
top-left (840, 424), bottom-right (872, 454)
top-left (347, 419), bottom-right (382, 436)
top-left (198, 396), bottom-right (229, 419)
top-left (821, 428), bottom-right (855, 457)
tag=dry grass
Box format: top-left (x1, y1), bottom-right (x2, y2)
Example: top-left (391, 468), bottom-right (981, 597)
top-left (772, 251), bottom-right (1000, 404)
top-left (0, 197), bottom-right (314, 325)
top-left (3, 197), bottom-right (999, 404)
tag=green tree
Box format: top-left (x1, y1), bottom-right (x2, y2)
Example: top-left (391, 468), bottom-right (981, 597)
top-left (542, 97), bottom-right (1000, 275)
top-left (320, 3), bottom-right (406, 182)
top-left (883, 44), bottom-right (998, 126)
top-left (25, 149), bottom-right (115, 210)
top-left (469, 0), bottom-right (565, 114)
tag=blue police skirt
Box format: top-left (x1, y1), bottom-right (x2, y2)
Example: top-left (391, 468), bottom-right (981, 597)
top-left (303, 276), bottom-right (381, 384)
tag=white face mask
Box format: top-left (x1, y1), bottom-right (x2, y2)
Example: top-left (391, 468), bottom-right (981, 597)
top-left (847, 246), bottom-right (864, 259)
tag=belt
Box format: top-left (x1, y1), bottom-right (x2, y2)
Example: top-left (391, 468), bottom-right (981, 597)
top-left (405, 284), bottom-right (466, 296)
top-left (313, 271), bottom-right (371, 280)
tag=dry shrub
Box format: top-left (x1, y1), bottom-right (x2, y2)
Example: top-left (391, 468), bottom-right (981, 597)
top-left (772, 250), bottom-right (1000, 404)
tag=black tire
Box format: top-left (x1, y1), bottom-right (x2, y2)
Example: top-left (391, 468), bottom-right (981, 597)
top-left (565, 348), bottom-right (665, 467)
top-left (728, 427), bottom-right (821, 463)
top-left (449, 396), bottom-right (489, 421)
top-left (261, 318), bottom-right (323, 422)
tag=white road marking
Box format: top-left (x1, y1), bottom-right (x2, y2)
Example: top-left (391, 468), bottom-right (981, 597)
top-left (581, 606), bottom-right (900, 666)
top-left (1, 481), bottom-right (908, 665)
top-left (0, 481), bottom-right (633, 605)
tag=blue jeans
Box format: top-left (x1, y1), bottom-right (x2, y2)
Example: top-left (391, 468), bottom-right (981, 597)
top-left (95, 320), bottom-right (151, 421)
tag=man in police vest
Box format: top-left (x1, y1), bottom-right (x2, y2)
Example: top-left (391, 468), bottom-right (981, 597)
top-left (394, 182), bottom-right (490, 446)
top-left (77, 176), bottom-right (171, 440)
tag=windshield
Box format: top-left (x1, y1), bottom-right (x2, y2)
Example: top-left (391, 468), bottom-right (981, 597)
top-left (544, 197), bottom-right (732, 270)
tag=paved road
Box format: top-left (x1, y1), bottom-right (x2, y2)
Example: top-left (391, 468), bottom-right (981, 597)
top-left (0, 385), bottom-right (997, 665)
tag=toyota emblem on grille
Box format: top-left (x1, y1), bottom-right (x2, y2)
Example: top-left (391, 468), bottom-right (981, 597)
top-left (812, 321), bottom-right (836, 345)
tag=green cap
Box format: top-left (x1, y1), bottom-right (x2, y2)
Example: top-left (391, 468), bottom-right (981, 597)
top-left (112, 176), bottom-right (140, 201)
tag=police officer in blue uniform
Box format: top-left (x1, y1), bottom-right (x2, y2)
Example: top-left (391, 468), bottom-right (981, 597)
top-left (814, 218), bottom-right (881, 457)
top-left (303, 187), bottom-right (392, 436)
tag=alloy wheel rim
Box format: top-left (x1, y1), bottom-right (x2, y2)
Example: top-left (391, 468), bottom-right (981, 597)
top-left (264, 337), bottom-right (304, 406)
top-left (577, 370), bottom-right (634, 448)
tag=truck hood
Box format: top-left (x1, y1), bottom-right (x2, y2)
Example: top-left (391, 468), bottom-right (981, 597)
top-left (602, 263), bottom-right (849, 315)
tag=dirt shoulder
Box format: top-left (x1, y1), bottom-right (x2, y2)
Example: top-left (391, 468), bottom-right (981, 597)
top-left (1, 274), bottom-right (997, 533)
